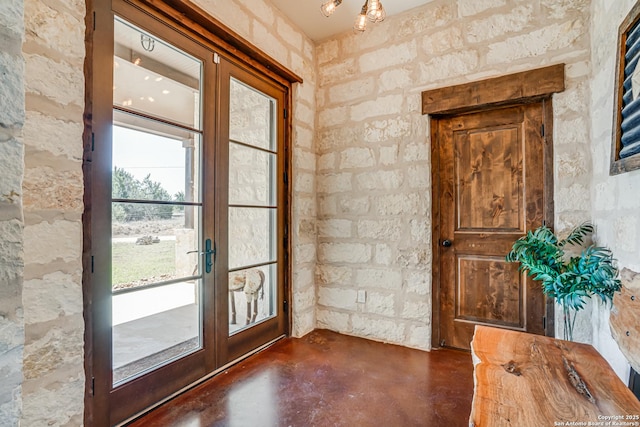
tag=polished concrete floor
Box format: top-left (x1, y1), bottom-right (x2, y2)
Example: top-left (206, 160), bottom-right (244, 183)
top-left (127, 329), bottom-right (474, 427)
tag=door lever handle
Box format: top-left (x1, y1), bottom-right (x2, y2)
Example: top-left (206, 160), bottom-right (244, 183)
top-left (187, 239), bottom-right (215, 273)
top-left (204, 238), bottom-right (214, 273)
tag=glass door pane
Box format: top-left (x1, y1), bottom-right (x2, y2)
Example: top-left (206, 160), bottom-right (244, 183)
top-left (112, 17), bottom-right (204, 385)
top-left (228, 78), bottom-right (278, 335)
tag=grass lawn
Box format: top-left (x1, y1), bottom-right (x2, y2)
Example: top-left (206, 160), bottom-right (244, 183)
top-left (112, 240), bottom-right (175, 286)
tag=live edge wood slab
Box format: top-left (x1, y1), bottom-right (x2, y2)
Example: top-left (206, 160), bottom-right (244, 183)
top-left (469, 326), bottom-right (640, 427)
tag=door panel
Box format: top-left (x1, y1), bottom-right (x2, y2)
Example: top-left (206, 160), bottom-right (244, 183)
top-left (456, 126), bottom-right (522, 230)
top-left (216, 59), bottom-right (287, 360)
top-left (106, 7), bottom-right (214, 422)
top-left (436, 104), bottom-right (547, 350)
top-left (456, 256), bottom-right (522, 327)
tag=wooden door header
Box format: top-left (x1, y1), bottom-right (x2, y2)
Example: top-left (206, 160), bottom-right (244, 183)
top-left (421, 63), bottom-right (565, 116)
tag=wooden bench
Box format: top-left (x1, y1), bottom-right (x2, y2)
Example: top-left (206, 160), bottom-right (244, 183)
top-left (470, 325), bottom-right (640, 426)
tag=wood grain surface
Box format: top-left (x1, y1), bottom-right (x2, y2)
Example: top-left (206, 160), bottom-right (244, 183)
top-left (611, 268), bottom-right (640, 374)
top-left (470, 325), bottom-right (640, 427)
top-left (434, 104), bottom-right (547, 350)
top-left (421, 64), bottom-right (564, 115)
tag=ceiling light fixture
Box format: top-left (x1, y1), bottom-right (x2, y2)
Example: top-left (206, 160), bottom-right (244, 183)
top-left (320, 0), bottom-right (386, 33)
top-left (353, 3), bottom-right (368, 33)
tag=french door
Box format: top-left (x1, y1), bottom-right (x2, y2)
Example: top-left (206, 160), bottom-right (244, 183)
top-left (89, 2), bottom-right (289, 424)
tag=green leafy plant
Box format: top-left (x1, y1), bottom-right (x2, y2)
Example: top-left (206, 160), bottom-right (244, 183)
top-left (506, 222), bottom-right (621, 341)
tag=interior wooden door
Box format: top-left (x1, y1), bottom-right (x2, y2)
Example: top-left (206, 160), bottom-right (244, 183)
top-left (434, 103), bottom-right (549, 350)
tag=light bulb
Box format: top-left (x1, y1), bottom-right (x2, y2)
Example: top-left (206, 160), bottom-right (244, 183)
top-left (372, 4), bottom-right (385, 23)
top-left (321, 0), bottom-right (342, 17)
top-left (353, 14), bottom-right (367, 32)
top-left (367, 0), bottom-right (385, 22)
top-left (354, 3), bottom-right (368, 33)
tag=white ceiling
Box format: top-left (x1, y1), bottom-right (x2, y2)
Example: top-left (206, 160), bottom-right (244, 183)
top-left (270, 0), bottom-right (434, 42)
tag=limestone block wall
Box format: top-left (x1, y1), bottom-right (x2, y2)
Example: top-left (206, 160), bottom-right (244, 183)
top-left (0, 1), bottom-right (315, 425)
top-left (589, 0), bottom-right (640, 380)
top-left (20, 0), bottom-right (86, 424)
top-left (193, 0), bottom-right (318, 338)
top-left (315, 0), bottom-right (593, 350)
top-left (0, 0), bottom-right (25, 424)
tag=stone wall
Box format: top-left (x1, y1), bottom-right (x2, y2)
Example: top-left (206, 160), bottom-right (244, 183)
top-left (0, 0), bottom-right (25, 424)
top-left (193, 0), bottom-right (318, 337)
top-left (0, 0), bottom-right (317, 425)
top-left (20, 0), bottom-right (86, 424)
top-left (8, 0), bottom-right (638, 422)
top-left (589, 0), bottom-right (640, 380)
top-left (315, 0), bottom-right (593, 350)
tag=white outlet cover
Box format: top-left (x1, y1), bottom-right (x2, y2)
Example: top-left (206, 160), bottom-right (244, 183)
top-left (357, 290), bottom-right (366, 303)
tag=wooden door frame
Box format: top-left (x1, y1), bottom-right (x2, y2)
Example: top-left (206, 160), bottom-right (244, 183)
top-left (83, 0), bottom-right (301, 424)
top-left (422, 64), bottom-right (565, 349)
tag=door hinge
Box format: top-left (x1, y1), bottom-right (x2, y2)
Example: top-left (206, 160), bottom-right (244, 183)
top-left (283, 171), bottom-right (288, 184)
top-left (91, 255), bottom-right (94, 273)
top-left (91, 377), bottom-right (95, 396)
top-left (283, 109), bottom-right (288, 119)
top-left (92, 11), bottom-right (96, 31)
top-left (213, 52), bottom-right (220, 64)
top-left (540, 124), bottom-right (545, 137)
top-left (543, 316), bottom-right (547, 330)
top-left (283, 300), bottom-right (288, 313)
top-left (91, 132), bottom-right (95, 151)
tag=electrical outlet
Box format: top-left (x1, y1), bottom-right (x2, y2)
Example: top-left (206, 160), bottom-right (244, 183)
top-left (357, 290), bottom-right (366, 304)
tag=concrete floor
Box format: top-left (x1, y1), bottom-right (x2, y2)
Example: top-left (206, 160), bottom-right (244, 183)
top-left (127, 329), bottom-right (474, 426)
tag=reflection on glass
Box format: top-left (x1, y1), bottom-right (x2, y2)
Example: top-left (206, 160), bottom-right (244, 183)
top-left (229, 142), bottom-right (276, 206)
top-left (112, 16), bottom-right (204, 386)
top-left (114, 18), bottom-right (202, 129)
top-left (112, 279), bottom-right (201, 384)
top-left (228, 208), bottom-right (276, 270)
top-left (111, 201), bottom-right (202, 385)
top-left (112, 121), bottom-right (200, 204)
top-left (229, 264), bottom-right (277, 335)
top-left (229, 78), bottom-right (276, 151)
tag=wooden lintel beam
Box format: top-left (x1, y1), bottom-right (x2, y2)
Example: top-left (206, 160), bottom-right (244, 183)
top-left (422, 63), bottom-right (565, 115)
